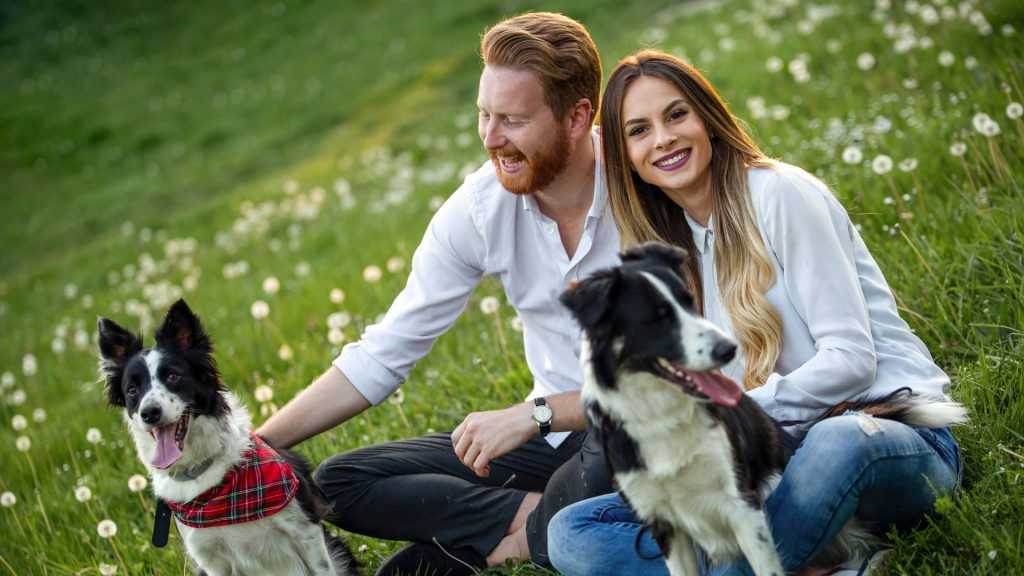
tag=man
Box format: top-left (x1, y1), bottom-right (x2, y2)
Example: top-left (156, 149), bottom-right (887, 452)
top-left (257, 12), bottom-right (619, 575)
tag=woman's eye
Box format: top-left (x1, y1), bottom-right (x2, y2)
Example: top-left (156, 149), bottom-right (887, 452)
top-left (669, 108), bottom-right (688, 121)
top-left (627, 125), bottom-right (647, 137)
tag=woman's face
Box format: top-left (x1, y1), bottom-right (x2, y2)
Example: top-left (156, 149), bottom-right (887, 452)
top-left (620, 76), bottom-right (713, 209)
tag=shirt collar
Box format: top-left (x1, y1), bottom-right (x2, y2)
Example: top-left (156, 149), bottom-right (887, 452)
top-left (684, 210), bottom-right (714, 254)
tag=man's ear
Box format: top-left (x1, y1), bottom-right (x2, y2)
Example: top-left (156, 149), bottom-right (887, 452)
top-left (567, 98), bottom-right (595, 140)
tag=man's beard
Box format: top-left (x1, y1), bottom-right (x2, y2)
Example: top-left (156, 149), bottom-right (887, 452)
top-left (489, 126), bottom-right (571, 195)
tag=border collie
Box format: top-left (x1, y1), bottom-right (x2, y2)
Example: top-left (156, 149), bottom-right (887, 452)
top-left (560, 242), bottom-right (968, 576)
top-left (98, 299), bottom-right (358, 576)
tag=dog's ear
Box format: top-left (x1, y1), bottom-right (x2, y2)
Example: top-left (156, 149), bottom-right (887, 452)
top-left (155, 299), bottom-right (211, 353)
top-left (622, 241), bottom-right (689, 274)
top-left (560, 270), bottom-right (619, 331)
top-left (97, 317), bottom-right (143, 407)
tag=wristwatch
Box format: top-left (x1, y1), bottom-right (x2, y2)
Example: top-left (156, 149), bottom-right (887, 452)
top-left (532, 397), bottom-right (553, 437)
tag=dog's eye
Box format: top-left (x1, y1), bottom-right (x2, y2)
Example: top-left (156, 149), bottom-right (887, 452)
top-left (126, 386), bottom-right (139, 398)
top-left (655, 306), bottom-right (670, 318)
top-left (166, 373), bottom-right (180, 384)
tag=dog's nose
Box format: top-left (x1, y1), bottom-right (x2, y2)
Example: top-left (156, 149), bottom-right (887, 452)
top-left (711, 340), bottom-right (738, 364)
top-left (140, 404), bottom-right (163, 425)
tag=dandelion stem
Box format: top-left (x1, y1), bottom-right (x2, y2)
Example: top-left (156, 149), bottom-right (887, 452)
top-left (64, 431), bottom-right (83, 479)
top-left (491, 315), bottom-right (512, 373)
top-left (108, 537), bottom-right (129, 576)
top-left (987, 139), bottom-right (1011, 180)
top-left (34, 488), bottom-right (53, 534)
top-left (898, 229), bottom-right (959, 326)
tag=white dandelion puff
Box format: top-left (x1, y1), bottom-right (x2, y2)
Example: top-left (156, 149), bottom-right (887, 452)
top-left (1007, 102), bottom-right (1023, 119)
top-left (12, 415), bottom-right (28, 431)
top-left (842, 146), bottom-right (863, 165)
top-left (871, 155), bottom-right (894, 175)
top-left (250, 300), bottom-right (270, 320)
top-left (329, 288), bottom-right (346, 304)
top-left (388, 389), bottom-right (405, 405)
top-left (15, 435), bottom-right (31, 452)
top-left (386, 257), bottom-right (406, 273)
top-left (97, 519), bottom-right (118, 538)
top-left (32, 408), bottom-right (46, 422)
top-left (765, 56), bottom-right (784, 73)
top-left (949, 142), bottom-right (967, 157)
top-left (362, 265), bottom-right (382, 283)
top-left (254, 385), bottom-right (274, 403)
top-left (22, 354), bottom-right (37, 377)
top-left (479, 296), bottom-right (500, 315)
top-left (128, 474), bottom-right (148, 493)
top-left (938, 51), bottom-right (955, 67)
top-left (262, 276), bottom-right (281, 295)
top-left (510, 316), bottom-right (525, 332)
top-left (856, 53), bottom-right (875, 71)
top-left (11, 389), bottom-right (26, 406)
top-left (327, 328), bottom-right (346, 345)
top-left (278, 345), bottom-right (293, 361)
top-left (99, 563), bottom-right (118, 575)
top-left (0, 492), bottom-right (15, 507)
top-left (75, 486), bottom-right (93, 503)
top-left (899, 158), bottom-right (918, 172)
top-left (86, 428), bottom-right (103, 444)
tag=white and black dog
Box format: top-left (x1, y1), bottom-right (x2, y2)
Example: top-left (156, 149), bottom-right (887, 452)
top-left (560, 242), bottom-right (968, 576)
top-left (98, 299), bottom-right (358, 576)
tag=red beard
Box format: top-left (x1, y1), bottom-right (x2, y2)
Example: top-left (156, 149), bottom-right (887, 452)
top-left (489, 126), bottom-right (571, 195)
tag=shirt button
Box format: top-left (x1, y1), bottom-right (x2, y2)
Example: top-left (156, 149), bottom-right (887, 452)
top-left (547, 228), bottom-right (554, 234)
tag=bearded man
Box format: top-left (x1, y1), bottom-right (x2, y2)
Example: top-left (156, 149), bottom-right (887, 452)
top-left (258, 12), bottom-right (618, 575)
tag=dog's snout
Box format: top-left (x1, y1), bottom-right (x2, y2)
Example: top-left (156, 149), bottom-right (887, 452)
top-left (140, 404), bottom-right (163, 425)
top-left (711, 340), bottom-right (738, 364)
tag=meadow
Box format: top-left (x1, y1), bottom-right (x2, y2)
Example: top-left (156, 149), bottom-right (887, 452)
top-left (1, 0), bottom-right (1022, 573)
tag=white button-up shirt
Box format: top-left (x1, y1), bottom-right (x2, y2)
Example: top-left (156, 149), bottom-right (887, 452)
top-left (689, 163), bottom-right (951, 432)
top-left (335, 130), bottom-right (620, 447)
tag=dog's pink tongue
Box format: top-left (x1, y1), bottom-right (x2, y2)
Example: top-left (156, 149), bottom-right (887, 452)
top-left (151, 426), bottom-right (182, 469)
top-left (691, 371), bottom-right (743, 406)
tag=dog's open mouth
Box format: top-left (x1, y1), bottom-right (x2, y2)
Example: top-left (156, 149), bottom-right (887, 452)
top-left (654, 358), bottom-right (743, 406)
top-left (148, 409), bottom-right (190, 469)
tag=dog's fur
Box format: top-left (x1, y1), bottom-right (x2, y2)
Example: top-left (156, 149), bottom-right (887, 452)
top-left (560, 242), bottom-right (969, 576)
top-left (98, 299), bottom-right (358, 576)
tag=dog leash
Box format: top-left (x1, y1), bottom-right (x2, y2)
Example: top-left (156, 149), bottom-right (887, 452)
top-left (153, 498), bottom-right (172, 548)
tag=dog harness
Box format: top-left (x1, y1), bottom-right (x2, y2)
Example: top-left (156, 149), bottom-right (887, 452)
top-left (165, 433), bottom-right (299, 528)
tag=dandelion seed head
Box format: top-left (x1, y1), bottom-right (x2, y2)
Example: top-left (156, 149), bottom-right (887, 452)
top-left (329, 288), bottom-right (346, 304)
top-left (22, 354), bottom-right (38, 377)
top-left (841, 146), bottom-right (863, 165)
top-left (765, 56), bottom-right (784, 73)
top-left (11, 389), bottom-right (27, 406)
top-left (510, 316), bottom-right (525, 332)
top-left (386, 256), bottom-right (406, 273)
top-left (97, 519), bottom-right (118, 538)
top-left (899, 158), bottom-right (918, 172)
top-left (32, 408), bottom-right (46, 422)
top-left (327, 327), bottom-right (346, 345)
top-left (15, 435), bottom-right (30, 452)
top-left (987, 550), bottom-right (997, 560)
top-left (871, 155), bottom-right (894, 175)
top-left (363, 265), bottom-right (382, 283)
top-left (99, 563), bottom-right (118, 575)
top-left (250, 300), bottom-right (270, 320)
top-left (278, 345), bottom-right (293, 362)
top-left (86, 428), bottom-right (102, 444)
top-left (1, 372), bottom-right (13, 388)
top-left (128, 474), bottom-right (148, 493)
top-left (262, 276), bottom-right (280, 295)
top-left (12, 414), bottom-right (27, 431)
top-left (479, 296), bottom-right (500, 315)
top-left (1006, 102), bottom-right (1023, 120)
top-left (295, 261), bottom-right (311, 277)
top-left (938, 51), bottom-right (955, 67)
top-left (0, 491), bottom-right (15, 507)
top-left (254, 385), bottom-right (274, 403)
top-left (75, 485), bottom-right (93, 502)
top-left (388, 389), bottom-right (405, 405)
top-left (856, 53), bottom-right (875, 71)
top-left (949, 142), bottom-right (967, 156)
top-left (327, 311), bottom-right (351, 329)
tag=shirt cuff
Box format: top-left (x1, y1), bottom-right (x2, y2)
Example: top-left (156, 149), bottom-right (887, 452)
top-left (746, 373), bottom-right (821, 427)
top-left (333, 344), bottom-right (404, 406)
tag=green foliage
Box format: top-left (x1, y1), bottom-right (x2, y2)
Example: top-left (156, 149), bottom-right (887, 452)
top-left (1, 0), bottom-right (1022, 574)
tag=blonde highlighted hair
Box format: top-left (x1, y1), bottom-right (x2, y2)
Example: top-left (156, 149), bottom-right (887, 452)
top-left (600, 50), bottom-right (782, 390)
top-left (480, 12), bottom-right (601, 121)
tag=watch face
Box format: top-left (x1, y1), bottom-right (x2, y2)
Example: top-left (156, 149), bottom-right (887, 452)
top-left (533, 405), bottom-right (553, 423)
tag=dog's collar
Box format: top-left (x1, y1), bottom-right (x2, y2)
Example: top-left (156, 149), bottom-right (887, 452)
top-left (167, 455), bottom-right (217, 481)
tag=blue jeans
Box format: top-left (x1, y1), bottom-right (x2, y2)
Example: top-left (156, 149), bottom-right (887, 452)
top-left (548, 417), bottom-right (962, 576)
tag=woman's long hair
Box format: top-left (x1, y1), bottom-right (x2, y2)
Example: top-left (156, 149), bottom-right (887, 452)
top-left (600, 49), bottom-right (782, 390)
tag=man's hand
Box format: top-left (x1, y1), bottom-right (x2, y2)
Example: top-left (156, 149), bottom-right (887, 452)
top-left (451, 402), bottom-right (535, 477)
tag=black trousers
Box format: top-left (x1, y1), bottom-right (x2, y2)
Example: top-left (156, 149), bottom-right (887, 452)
top-left (314, 430), bottom-right (613, 566)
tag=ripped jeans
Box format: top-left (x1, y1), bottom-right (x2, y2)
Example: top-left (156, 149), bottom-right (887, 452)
top-left (547, 416), bottom-right (962, 576)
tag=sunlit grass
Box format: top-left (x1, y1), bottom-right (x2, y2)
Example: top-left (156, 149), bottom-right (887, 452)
top-left (1, 0), bottom-right (1022, 574)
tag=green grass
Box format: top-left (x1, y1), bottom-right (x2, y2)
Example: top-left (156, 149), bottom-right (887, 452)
top-left (1, 0), bottom-right (1023, 574)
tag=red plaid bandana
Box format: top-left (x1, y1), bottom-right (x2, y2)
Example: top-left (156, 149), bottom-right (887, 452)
top-left (166, 433), bottom-right (298, 528)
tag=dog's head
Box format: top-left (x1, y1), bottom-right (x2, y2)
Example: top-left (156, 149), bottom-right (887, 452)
top-left (97, 299), bottom-right (228, 469)
top-left (561, 242), bottom-right (743, 406)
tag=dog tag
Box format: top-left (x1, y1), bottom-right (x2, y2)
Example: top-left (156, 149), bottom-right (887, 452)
top-left (152, 498), bottom-right (172, 548)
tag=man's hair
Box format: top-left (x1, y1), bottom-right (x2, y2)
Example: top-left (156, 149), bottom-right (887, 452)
top-left (481, 12), bottom-right (601, 121)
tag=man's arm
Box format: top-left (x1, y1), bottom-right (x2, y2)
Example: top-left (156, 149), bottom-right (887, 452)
top-left (256, 365), bottom-right (371, 449)
top-left (450, 390), bottom-right (587, 477)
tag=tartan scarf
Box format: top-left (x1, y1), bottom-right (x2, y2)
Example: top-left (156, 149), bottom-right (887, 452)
top-left (165, 432), bottom-right (298, 528)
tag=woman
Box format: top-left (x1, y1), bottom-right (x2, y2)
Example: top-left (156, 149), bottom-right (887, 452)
top-left (547, 50), bottom-right (963, 575)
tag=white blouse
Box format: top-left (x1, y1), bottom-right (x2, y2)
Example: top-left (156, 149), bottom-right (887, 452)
top-left (688, 163), bottom-right (951, 430)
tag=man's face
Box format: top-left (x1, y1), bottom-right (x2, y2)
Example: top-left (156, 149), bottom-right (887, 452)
top-left (477, 66), bottom-right (571, 195)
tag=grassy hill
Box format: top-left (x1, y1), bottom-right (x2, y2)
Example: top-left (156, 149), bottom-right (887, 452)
top-left (1, 0), bottom-right (1022, 573)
